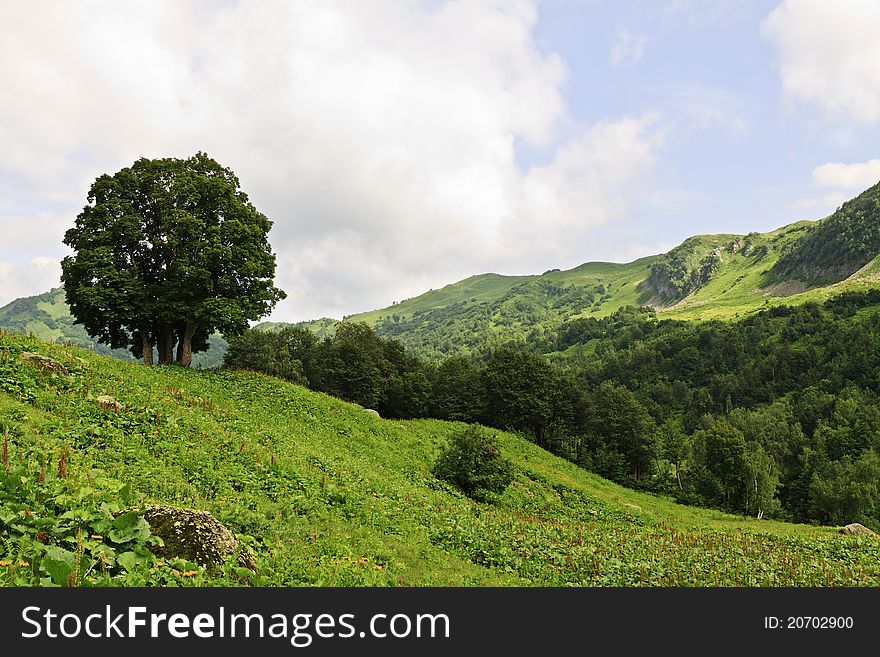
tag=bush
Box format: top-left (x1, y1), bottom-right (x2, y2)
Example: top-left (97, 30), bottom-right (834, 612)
top-left (432, 426), bottom-right (514, 501)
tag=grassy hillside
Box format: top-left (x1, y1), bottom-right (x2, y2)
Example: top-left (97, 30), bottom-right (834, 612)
top-left (346, 217), bottom-right (880, 357)
top-left (0, 288), bottom-right (228, 368)
top-left (6, 180), bottom-right (880, 362)
top-left (772, 180), bottom-right (880, 284)
top-left (2, 329), bottom-right (880, 587)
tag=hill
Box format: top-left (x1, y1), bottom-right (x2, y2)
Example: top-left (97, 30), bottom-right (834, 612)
top-left (772, 181), bottom-right (880, 284)
top-left (0, 288), bottom-right (229, 368)
top-left (349, 217), bottom-right (880, 359)
top-left (5, 181), bottom-right (880, 362)
top-left (2, 329), bottom-right (880, 587)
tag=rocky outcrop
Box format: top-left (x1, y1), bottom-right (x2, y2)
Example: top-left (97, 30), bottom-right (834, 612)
top-left (143, 505), bottom-right (257, 570)
top-left (364, 409), bottom-right (381, 418)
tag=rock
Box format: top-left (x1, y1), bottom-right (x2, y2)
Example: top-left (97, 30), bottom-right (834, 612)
top-left (588, 509), bottom-right (598, 517)
top-left (364, 408), bottom-right (381, 418)
top-left (19, 352), bottom-right (68, 376)
top-left (96, 395), bottom-right (123, 412)
top-left (839, 523), bottom-right (877, 537)
top-left (143, 505), bottom-right (257, 571)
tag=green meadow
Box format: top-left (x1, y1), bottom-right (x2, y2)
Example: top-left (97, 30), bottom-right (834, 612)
top-left (3, 329), bottom-right (879, 587)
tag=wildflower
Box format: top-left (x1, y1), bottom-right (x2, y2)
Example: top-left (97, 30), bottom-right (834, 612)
top-left (19, 561), bottom-right (29, 567)
top-left (0, 561), bottom-right (12, 567)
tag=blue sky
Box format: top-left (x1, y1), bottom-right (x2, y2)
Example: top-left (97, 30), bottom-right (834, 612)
top-left (532, 0), bottom-right (880, 248)
top-left (1, 1), bottom-right (879, 321)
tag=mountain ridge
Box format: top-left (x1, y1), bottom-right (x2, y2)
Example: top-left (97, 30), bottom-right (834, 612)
top-left (3, 181), bottom-right (880, 361)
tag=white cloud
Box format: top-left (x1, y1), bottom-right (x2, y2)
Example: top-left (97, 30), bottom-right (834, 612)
top-left (812, 159), bottom-right (880, 189)
top-left (0, 258), bottom-right (62, 305)
top-left (0, 1), bottom-right (665, 320)
top-left (609, 25), bottom-right (647, 67)
top-left (792, 192), bottom-right (849, 212)
top-left (672, 85), bottom-right (749, 135)
top-left (761, 0), bottom-right (880, 123)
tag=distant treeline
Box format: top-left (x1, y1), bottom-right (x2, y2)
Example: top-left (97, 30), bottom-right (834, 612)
top-left (224, 289), bottom-right (880, 531)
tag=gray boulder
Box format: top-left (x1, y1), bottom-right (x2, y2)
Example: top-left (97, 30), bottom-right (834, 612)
top-left (19, 351), bottom-right (68, 376)
top-left (838, 523), bottom-right (877, 537)
top-left (143, 505), bottom-right (257, 570)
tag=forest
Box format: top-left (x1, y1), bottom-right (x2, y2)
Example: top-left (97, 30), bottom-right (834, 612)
top-left (225, 289), bottom-right (880, 531)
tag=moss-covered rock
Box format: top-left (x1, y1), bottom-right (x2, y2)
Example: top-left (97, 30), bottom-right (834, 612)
top-left (19, 351), bottom-right (68, 376)
top-left (839, 523), bottom-right (877, 537)
top-left (96, 395), bottom-right (123, 411)
top-left (143, 505), bottom-right (257, 570)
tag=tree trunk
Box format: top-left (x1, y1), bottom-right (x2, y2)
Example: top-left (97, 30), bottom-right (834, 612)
top-left (675, 463), bottom-right (682, 491)
top-left (176, 322), bottom-right (196, 368)
top-left (141, 333), bottom-right (154, 366)
top-left (158, 330), bottom-right (175, 365)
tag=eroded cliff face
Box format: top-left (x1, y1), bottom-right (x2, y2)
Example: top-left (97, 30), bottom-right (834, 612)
top-left (646, 244), bottom-right (723, 304)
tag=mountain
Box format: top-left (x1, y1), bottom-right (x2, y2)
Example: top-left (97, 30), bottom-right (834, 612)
top-left (3, 327), bottom-right (878, 586)
top-left (772, 180), bottom-right (880, 284)
top-left (0, 287), bottom-right (136, 360)
top-left (348, 216), bottom-right (880, 359)
top-left (0, 287), bottom-right (228, 368)
top-left (4, 181), bottom-right (880, 362)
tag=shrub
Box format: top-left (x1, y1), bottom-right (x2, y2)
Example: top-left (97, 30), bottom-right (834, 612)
top-left (432, 426), bottom-right (514, 501)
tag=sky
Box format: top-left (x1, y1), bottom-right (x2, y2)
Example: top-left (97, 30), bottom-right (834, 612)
top-left (2, 0), bottom-right (880, 322)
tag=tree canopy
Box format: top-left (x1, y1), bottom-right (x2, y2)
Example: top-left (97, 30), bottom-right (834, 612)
top-left (61, 153), bottom-right (285, 366)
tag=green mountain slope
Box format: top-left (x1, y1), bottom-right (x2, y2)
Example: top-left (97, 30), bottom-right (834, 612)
top-left (2, 329), bottom-right (879, 587)
top-left (5, 181), bottom-right (880, 362)
top-left (772, 180), bottom-right (880, 284)
top-left (0, 288), bottom-right (228, 368)
top-left (348, 216), bottom-right (880, 358)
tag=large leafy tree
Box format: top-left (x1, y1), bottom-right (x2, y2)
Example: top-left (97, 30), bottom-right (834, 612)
top-left (61, 152), bottom-right (285, 366)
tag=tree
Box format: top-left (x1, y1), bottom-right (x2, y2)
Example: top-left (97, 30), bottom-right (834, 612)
top-left (698, 420), bottom-right (748, 509)
top-left (61, 153), bottom-right (285, 366)
top-left (659, 418), bottom-right (690, 491)
top-left (223, 325), bottom-right (316, 385)
top-left (586, 382), bottom-right (657, 481)
top-left (432, 426), bottom-right (514, 501)
top-left (306, 323), bottom-right (385, 408)
top-left (744, 445), bottom-right (780, 519)
top-left (430, 356), bottom-right (484, 422)
top-left (480, 349), bottom-right (555, 448)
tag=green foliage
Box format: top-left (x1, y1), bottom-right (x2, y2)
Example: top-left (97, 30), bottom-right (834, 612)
top-left (585, 382), bottom-right (657, 482)
top-left (480, 349), bottom-right (556, 446)
top-left (224, 325), bottom-right (315, 384)
top-left (3, 328), bottom-right (880, 587)
top-left (773, 180), bottom-right (880, 283)
top-left (60, 152), bottom-right (285, 366)
top-left (0, 437), bottom-right (160, 586)
top-left (809, 450), bottom-right (880, 527)
top-left (432, 427), bottom-right (514, 501)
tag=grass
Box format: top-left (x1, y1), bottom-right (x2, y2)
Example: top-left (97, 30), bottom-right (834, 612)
top-left (349, 219), bottom-right (880, 330)
top-left (3, 329), bottom-right (880, 587)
